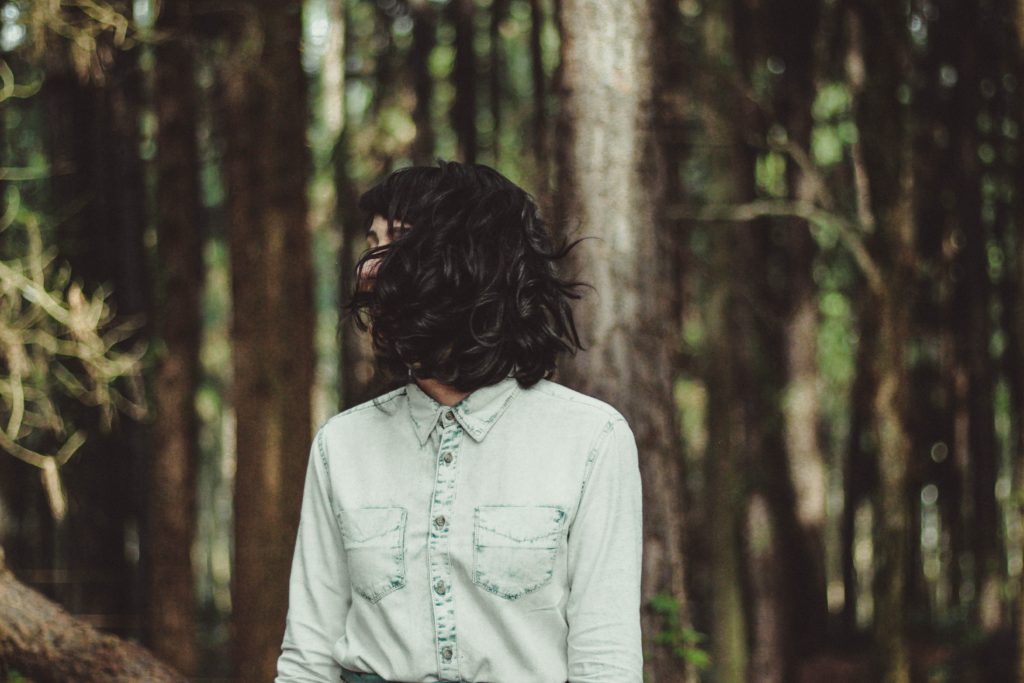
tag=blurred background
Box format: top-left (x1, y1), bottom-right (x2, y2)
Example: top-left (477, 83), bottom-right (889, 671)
top-left (0, 0), bottom-right (1022, 681)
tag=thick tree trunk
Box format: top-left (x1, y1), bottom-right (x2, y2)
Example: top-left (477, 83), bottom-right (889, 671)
top-left (149, 0), bottom-right (204, 674)
top-left (0, 563), bottom-right (186, 682)
top-left (553, 1), bottom-right (693, 681)
top-left (216, 1), bottom-right (316, 679)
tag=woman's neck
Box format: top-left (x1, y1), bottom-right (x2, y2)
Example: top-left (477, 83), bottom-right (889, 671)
top-left (414, 376), bottom-right (471, 407)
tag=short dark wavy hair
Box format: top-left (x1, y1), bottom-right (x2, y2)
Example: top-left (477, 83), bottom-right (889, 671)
top-left (342, 159), bottom-right (591, 393)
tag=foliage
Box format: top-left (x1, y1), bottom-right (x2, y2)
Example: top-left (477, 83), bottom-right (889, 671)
top-left (648, 591), bottom-right (711, 671)
top-left (19, 0), bottom-right (160, 84)
top-left (0, 184), bottom-right (149, 522)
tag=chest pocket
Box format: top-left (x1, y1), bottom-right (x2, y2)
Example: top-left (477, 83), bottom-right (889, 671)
top-left (337, 506), bottom-right (407, 604)
top-left (472, 504), bottom-right (567, 600)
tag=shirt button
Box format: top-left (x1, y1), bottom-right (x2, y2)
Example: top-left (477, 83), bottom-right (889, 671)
top-left (435, 579), bottom-right (447, 595)
top-left (444, 410), bottom-right (455, 421)
top-left (434, 514), bottom-right (446, 529)
top-left (441, 645), bottom-right (453, 660)
top-left (442, 452), bottom-right (453, 464)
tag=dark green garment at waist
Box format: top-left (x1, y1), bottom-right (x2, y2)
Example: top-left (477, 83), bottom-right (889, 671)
top-left (340, 665), bottom-right (395, 683)
top-left (340, 665), bottom-right (456, 683)
top-left (339, 664), bottom-right (568, 683)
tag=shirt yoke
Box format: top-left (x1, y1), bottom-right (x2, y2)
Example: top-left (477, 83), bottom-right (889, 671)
top-left (326, 386), bottom-right (407, 423)
top-left (528, 378), bottom-right (628, 426)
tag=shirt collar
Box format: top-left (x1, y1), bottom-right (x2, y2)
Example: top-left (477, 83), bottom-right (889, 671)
top-left (405, 373), bottom-right (521, 446)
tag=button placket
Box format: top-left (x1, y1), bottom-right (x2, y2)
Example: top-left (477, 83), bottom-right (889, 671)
top-left (427, 411), bottom-right (464, 680)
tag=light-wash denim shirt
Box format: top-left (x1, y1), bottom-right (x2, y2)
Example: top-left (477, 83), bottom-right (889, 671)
top-left (275, 374), bottom-right (643, 683)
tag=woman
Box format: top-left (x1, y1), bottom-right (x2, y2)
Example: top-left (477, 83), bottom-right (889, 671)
top-left (275, 159), bottom-right (643, 683)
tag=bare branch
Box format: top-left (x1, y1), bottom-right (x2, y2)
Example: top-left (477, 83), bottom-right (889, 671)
top-left (667, 199), bottom-right (886, 294)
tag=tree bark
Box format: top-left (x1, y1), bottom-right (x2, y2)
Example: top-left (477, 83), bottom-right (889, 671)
top-left (840, 287), bottom-right (880, 636)
top-left (746, 494), bottom-right (784, 683)
top-left (945, 0), bottom-right (1002, 633)
top-left (696, 5), bottom-right (758, 676)
top-left (909, 0), bottom-right (966, 621)
top-left (528, 0), bottom-right (549, 199)
top-left (726, 0), bottom-right (829, 674)
top-left (0, 563), bottom-right (186, 683)
top-left (41, 0), bottom-right (149, 643)
top-left (149, 0), bottom-right (204, 674)
top-left (448, 0), bottom-right (478, 163)
top-left (408, 0), bottom-right (437, 166)
top-left (846, 3), bottom-right (916, 681)
top-left (337, 0), bottom-right (392, 410)
top-left (765, 0), bottom-right (830, 665)
top-left (1008, 3), bottom-right (1024, 680)
top-left (215, 1), bottom-right (316, 679)
top-left (489, 0), bottom-right (510, 164)
top-left (553, 1), bottom-right (694, 681)
top-left (705, 205), bottom-right (752, 683)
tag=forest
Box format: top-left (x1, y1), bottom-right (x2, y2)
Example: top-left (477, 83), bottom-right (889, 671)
top-left (0, 0), bottom-right (1022, 682)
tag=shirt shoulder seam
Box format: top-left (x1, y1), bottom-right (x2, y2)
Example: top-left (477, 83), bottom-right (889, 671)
top-left (328, 387), bottom-right (406, 422)
top-left (528, 381), bottom-right (624, 422)
top-left (571, 416), bottom-right (627, 527)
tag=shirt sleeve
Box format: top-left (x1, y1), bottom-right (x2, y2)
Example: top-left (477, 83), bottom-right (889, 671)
top-left (276, 428), bottom-right (351, 683)
top-left (566, 417), bottom-right (644, 682)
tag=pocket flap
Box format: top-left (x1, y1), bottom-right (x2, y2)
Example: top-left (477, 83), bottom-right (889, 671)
top-left (475, 505), bottom-right (566, 546)
top-left (337, 506), bottom-right (406, 543)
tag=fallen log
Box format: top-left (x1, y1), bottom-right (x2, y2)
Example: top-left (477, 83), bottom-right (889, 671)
top-left (0, 558), bottom-right (186, 683)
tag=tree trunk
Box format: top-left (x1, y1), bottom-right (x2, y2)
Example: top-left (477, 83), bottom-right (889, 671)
top-left (727, 0), bottom-right (830, 674)
top-left (149, 0), bottom-right (204, 674)
top-left (0, 563), bottom-right (186, 682)
top-left (216, 1), bottom-right (316, 679)
top-left (766, 0), bottom-right (830, 665)
top-left (746, 494), bottom-right (783, 683)
top-left (910, 0), bottom-right (966, 621)
top-left (42, 0), bottom-right (149, 643)
top-left (553, 1), bottom-right (694, 681)
top-left (840, 288), bottom-right (880, 636)
top-left (945, 0), bottom-right (1002, 633)
top-left (489, 0), bottom-right (510, 164)
top-left (408, 0), bottom-right (437, 166)
top-left (695, 6), bottom-right (759, 678)
top-left (705, 207), bottom-right (752, 683)
top-left (337, 0), bottom-right (391, 410)
top-left (528, 0), bottom-right (549, 198)
top-left (847, 3), bottom-right (916, 681)
top-left (449, 0), bottom-right (478, 163)
top-left (1009, 4), bottom-right (1024, 681)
